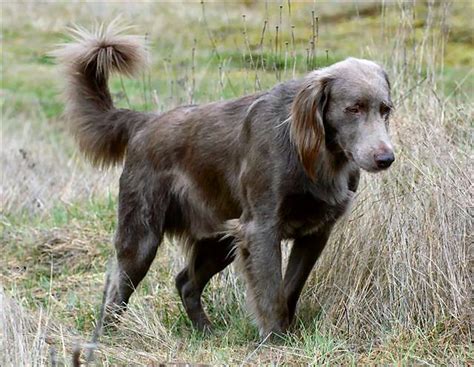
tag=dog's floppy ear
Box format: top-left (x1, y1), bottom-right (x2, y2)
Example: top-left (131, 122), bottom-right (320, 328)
top-left (290, 74), bottom-right (331, 180)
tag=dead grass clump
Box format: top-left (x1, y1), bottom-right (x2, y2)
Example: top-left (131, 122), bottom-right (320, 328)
top-left (35, 227), bottom-right (108, 274)
top-left (1, 224), bottom-right (110, 279)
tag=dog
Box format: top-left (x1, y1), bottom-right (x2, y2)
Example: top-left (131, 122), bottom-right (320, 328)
top-left (54, 23), bottom-right (395, 337)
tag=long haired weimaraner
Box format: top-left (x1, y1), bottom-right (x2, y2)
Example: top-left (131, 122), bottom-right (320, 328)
top-left (54, 23), bottom-right (394, 338)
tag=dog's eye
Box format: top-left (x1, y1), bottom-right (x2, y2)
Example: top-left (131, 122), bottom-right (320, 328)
top-left (345, 105), bottom-right (361, 114)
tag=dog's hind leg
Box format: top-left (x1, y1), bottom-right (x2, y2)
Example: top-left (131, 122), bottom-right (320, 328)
top-left (175, 235), bottom-right (235, 331)
top-left (105, 176), bottom-right (168, 322)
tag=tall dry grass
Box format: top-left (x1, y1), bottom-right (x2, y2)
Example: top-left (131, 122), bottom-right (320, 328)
top-left (1, 287), bottom-right (53, 366)
top-left (310, 92), bottom-right (472, 342)
top-left (304, 0), bottom-right (473, 343)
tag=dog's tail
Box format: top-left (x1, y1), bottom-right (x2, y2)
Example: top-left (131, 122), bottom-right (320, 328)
top-left (52, 20), bottom-right (150, 167)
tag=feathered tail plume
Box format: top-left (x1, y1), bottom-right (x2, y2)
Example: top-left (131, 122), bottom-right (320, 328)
top-left (52, 19), bottom-right (150, 167)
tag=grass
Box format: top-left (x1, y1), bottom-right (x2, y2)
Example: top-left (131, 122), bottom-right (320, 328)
top-left (1, 1), bottom-right (472, 366)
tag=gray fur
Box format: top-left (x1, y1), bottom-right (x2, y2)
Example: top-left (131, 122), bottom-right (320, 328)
top-left (55, 23), bottom-right (395, 338)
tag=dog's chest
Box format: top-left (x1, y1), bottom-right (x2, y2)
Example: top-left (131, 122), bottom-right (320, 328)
top-left (281, 189), bottom-right (353, 238)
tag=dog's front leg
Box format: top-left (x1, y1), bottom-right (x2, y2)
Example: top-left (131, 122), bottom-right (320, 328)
top-left (284, 226), bottom-right (333, 325)
top-left (237, 221), bottom-right (289, 338)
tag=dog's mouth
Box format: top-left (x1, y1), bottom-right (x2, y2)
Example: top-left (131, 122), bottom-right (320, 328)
top-left (351, 154), bottom-right (382, 173)
top-left (357, 159), bottom-right (394, 173)
top-left (340, 147), bottom-right (355, 162)
top-left (343, 150), bottom-right (382, 173)
top-left (362, 165), bottom-right (384, 173)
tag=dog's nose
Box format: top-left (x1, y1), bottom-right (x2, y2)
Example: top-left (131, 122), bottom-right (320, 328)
top-left (374, 151), bottom-right (395, 169)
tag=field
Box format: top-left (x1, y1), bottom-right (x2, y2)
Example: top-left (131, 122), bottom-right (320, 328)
top-left (1, 1), bottom-right (472, 365)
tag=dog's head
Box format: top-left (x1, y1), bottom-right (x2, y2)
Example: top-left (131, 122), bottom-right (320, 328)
top-left (291, 57), bottom-right (394, 179)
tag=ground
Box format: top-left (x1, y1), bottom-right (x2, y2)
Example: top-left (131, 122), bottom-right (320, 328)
top-left (1, 2), bottom-right (472, 366)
